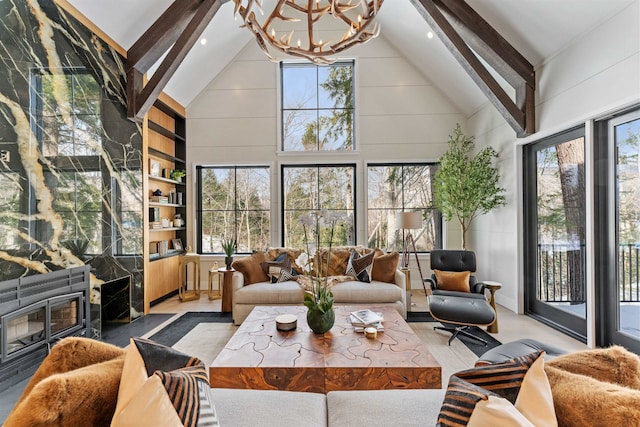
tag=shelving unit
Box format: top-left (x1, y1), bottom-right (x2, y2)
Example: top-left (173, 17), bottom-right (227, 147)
top-left (143, 101), bottom-right (187, 312)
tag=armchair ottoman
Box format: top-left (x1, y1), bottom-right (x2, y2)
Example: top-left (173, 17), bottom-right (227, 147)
top-left (428, 294), bottom-right (496, 345)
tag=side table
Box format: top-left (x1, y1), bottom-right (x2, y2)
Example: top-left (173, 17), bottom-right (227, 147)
top-left (218, 267), bottom-right (235, 313)
top-left (483, 281), bottom-right (502, 333)
top-left (208, 264), bottom-right (222, 300)
top-left (179, 253), bottom-right (200, 302)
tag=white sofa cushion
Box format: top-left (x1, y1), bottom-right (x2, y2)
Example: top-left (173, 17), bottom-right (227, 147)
top-left (327, 389), bottom-right (446, 427)
top-left (233, 280), bottom-right (304, 305)
top-left (331, 280), bottom-right (403, 304)
top-left (211, 388), bottom-right (327, 427)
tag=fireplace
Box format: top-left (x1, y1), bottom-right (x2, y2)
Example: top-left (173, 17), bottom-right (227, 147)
top-left (0, 266), bottom-right (90, 389)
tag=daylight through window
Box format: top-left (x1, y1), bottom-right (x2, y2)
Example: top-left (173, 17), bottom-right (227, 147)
top-left (197, 166), bottom-right (271, 254)
top-left (282, 164), bottom-right (356, 247)
top-left (281, 61), bottom-right (355, 151)
top-left (367, 164), bottom-right (442, 252)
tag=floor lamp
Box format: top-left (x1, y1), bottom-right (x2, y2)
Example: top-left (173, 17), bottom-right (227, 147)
top-left (396, 212), bottom-right (428, 302)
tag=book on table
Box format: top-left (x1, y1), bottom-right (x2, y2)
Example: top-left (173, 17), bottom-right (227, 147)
top-left (350, 309), bottom-right (384, 332)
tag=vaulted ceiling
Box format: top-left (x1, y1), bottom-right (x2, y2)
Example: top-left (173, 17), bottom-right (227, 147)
top-left (67, 0), bottom-right (635, 119)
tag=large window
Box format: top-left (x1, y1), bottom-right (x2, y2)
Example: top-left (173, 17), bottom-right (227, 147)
top-left (35, 70), bottom-right (102, 156)
top-left (281, 61), bottom-right (354, 151)
top-left (32, 69), bottom-right (107, 255)
top-left (367, 164), bottom-right (442, 252)
top-left (53, 171), bottom-right (103, 254)
top-left (197, 166), bottom-right (271, 254)
top-left (282, 164), bottom-right (355, 247)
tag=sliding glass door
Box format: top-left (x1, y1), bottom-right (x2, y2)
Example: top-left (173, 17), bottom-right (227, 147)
top-left (524, 127), bottom-right (587, 341)
top-left (601, 111), bottom-right (640, 352)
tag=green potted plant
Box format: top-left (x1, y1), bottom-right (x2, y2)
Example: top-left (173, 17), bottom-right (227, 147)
top-left (433, 124), bottom-right (506, 249)
top-left (295, 210), bottom-right (347, 334)
top-left (221, 238), bottom-right (236, 270)
top-left (170, 169), bottom-right (186, 182)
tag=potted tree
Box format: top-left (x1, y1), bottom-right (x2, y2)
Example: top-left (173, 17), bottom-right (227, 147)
top-left (221, 238), bottom-right (236, 270)
top-left (433, 124), bottom-right (506, 249)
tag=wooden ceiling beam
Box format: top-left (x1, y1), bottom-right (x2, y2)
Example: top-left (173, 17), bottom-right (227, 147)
top-left (410, 0), bottom-right (535, 137)
top-left (126, 0), bottom-right (229, 121)
top-left (434, 0), bottom-right (534, 87)
top-left (127, 0), bottom-right (203, 73)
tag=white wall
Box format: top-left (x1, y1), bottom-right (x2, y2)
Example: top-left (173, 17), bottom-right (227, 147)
top-left (468, 0), bottom-right (640, 321)
top-left (186, 34), bottom-right (467, 285)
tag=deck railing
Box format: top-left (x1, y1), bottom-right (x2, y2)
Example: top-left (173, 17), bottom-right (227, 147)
top-left (537, 243), bottom-right (640, 303)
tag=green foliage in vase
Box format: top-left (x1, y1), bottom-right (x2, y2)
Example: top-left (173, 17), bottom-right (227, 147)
top-left (296, 210), bottom-right (347, 313)
top-left (170, 169), bottom-right (186, 180)
top-left (433, 124), bottom-right (506, 249)
top-left (221, 238), bottom-right (236, 257)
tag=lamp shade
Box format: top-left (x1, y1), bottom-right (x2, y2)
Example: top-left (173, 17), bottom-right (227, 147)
top-left (396, 212), bottom-right (422, 230)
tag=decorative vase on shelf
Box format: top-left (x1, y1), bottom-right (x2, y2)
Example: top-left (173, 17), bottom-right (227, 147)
top-left (225, 256), bottom-right (233, 270)
top-left (306, 305), bottom-right (335, 334)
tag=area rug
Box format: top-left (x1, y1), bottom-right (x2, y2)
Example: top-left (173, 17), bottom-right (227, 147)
top-left (407, 311), bottom-right (502, 358)
top-left (148, 312), bottom-right (232, 346)
top-left (101, 313), bottom-right (175, 347)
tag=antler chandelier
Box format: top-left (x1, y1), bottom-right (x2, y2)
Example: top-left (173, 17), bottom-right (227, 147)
top-left (233, 0), bottom-right (384, 64)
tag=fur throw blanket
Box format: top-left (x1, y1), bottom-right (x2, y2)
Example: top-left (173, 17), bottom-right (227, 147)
top-left (4, 337), bottom-right (125, 427)
top-left (545, 346), bottom-right (640, 427)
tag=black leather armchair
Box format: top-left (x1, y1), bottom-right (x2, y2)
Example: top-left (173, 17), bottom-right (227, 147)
top-left (424, 250), bottom-right (486, 298)
top-left (424, 250), bottom-right (496, 345)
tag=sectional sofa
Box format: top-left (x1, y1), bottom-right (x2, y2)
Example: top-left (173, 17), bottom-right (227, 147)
top-left (6, 336), bottom-right (640, 427)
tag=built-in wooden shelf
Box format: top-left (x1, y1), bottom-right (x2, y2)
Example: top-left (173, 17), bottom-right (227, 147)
top-left (149, 251), bottom-right (186, 262)
top-left (149, 227), bottom-right (186, 232)
top-left (149, 175), bottom-right (185, 186)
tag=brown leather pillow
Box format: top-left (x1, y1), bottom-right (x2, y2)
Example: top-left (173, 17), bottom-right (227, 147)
top-left (434, 269), bottom-right (471, 292)
top-left (371, 251), bottom-right (399, 283)
top-left (231, 252), bottom-right (269, 285)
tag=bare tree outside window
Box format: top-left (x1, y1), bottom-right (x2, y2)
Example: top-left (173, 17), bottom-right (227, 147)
top-left (282, 165), bottom-right (355, 247)
top-left (198, 166), bottom-right (270, 254)
top-left (367, 164), bottom-right (441, 252)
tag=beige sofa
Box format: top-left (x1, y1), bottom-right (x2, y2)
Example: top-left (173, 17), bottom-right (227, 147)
top-left (231, 247), bottom-right (406, 325)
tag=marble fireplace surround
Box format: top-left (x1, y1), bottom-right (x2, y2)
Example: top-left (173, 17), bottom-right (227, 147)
top-left (0, 2), bottom-right (145, 323)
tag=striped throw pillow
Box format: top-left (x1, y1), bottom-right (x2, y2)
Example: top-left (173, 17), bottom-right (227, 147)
top-left (112, 337), bottom-right (220, 427)
top-left (438, 351), bottom-right (556, 426)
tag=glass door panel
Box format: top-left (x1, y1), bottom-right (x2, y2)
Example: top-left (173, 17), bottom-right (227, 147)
top-left (614, 112), bottom-right (640, 343)
top-left (524, 127), bottom-right (587, 340)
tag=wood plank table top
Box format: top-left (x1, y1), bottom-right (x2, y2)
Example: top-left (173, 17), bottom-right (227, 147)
top-left (209, 305), bottom-right (441, 393)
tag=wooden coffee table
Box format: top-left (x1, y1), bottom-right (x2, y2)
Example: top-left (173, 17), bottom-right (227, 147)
top-left (209, 305), bottom-right (441, 393)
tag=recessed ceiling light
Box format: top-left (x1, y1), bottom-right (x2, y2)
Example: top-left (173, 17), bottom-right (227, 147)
top-left (200, 38), bottom-right (207, 45)
top-left (427, 32), bottom-right (434, 39)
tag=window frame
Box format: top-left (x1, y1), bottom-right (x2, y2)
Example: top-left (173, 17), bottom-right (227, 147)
top-left (280, 163), bottom-right (357, 247)
top-left (278, 60), bottom-right (356, 153)
top-left (196, 164), bottom-right (272, 255)
top-left (366, 162), bottom-right (443, 253)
